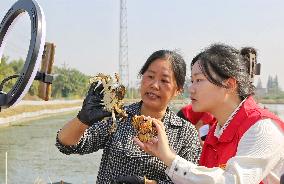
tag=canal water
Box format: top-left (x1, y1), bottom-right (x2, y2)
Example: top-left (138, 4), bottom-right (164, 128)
top-left (0, 112), bottom-right (102, 184)
top-left (0, 105), bottom-right (283, 184)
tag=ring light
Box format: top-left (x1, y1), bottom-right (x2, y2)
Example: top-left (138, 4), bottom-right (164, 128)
top-left (0, 0), bottom-right (46, 109)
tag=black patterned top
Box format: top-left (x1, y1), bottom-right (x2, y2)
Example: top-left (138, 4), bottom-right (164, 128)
top-left (56, 101), bottom-right (201, 184)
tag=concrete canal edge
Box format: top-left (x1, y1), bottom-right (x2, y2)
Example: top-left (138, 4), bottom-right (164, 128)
top-left (0, 100), bottom-right (82, 127)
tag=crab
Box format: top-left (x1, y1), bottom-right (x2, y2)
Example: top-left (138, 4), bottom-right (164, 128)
top-left (132, 115), bottom-right (158, 142)
top-left (89, 73), bottom-right (128, 132)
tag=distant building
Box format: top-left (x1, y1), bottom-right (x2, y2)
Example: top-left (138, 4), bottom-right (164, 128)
top-left (266, 75), bottom-right (281, 94)
top-left (256, 78), bottom-right (267, 97)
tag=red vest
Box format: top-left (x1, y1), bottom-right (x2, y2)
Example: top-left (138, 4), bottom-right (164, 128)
top-left (182, 105), bottom-right (216, 125)
top-left (199, 97), bottom-right (284, 183)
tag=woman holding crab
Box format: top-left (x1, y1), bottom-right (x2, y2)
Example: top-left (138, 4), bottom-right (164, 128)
top-left (56, 50), bottom-right (201, 184)
top-left (134, 44), bottom-right (284, 184)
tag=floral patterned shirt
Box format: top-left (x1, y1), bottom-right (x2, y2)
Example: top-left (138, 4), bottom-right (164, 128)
top-left (56, 101), bottom-right (201, 184)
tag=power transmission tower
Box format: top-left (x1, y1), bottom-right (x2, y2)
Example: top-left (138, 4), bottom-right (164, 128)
top-left (119, 0), bottom-right (129, 87)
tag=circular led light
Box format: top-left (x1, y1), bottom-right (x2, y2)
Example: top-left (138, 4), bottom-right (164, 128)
top-left (0, 0), bottom-right (46, 109)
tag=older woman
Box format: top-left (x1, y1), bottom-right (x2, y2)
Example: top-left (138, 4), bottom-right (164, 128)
top-left (135, 44), bottom-right (284, 184)
top-left (56, 50), bottom-right (201, 184)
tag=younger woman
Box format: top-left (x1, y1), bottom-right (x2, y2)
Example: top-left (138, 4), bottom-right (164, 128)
top-left (135, 44), bottom-right (284, 184)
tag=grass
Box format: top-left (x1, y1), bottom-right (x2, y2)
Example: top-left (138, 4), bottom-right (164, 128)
top-left (257, 98), bottom-right (284, 104)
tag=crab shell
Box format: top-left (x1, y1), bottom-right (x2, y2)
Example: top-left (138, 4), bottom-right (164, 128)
top-left (132, 115), bottom-right (158, 142)
top-left (89, 73), bottom-right (128, 133)
top-left (90, 73), bottom-right (127, 118)
top-left (138, 133), bottom-right (156, 143)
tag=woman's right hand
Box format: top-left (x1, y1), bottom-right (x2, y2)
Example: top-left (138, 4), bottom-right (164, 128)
top-left (133, 118), bottom-right (176, 167)
top-left (77, 82), bottom-right (111, 126)
top-left (58, 82), bottom-right (111, 146)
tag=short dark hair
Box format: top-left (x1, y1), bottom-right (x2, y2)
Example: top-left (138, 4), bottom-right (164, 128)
top-left (139, 50), bottom-right (186, 90)
top-left (191, 43), bottom-right (255, 100)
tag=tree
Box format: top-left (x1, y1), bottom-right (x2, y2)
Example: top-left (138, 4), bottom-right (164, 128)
top-left (51, 65), bottom-right (89, 98)
top-left (1, 55), bottom-right (92, 99)
top-left (9, 58), bottom-right (24, 73)
top-left (0, 56), bottom-right (20, 92)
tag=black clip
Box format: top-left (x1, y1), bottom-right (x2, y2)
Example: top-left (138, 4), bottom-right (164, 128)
top-left (35, 71), bottom-right (53, 84)
top-left (249, 53), bottom-right (261, 82)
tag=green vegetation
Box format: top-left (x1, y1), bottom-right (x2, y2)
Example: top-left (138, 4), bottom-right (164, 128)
top-left (1, 56), bottom-right (284, 103)
top-left (51, 65), bottom-right (89, 98)
top-left (256, 91), bottom-right (284, 104)
top-left (0, 56), bottom-right (24, 92)
top-left (1, 56), bottom-right (90, 99)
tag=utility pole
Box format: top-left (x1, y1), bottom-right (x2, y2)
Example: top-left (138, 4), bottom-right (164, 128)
top-left (119, 0), bottom-right (129, 87)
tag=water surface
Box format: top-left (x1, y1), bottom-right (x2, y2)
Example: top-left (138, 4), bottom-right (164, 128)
top-left (0, 104), bottom-right (283, 183)
top-left (0, 112), bottom-right (102, 184)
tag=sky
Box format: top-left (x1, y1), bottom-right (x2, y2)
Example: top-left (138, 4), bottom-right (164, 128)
top-left (1, 0), bottom-right (284, 88)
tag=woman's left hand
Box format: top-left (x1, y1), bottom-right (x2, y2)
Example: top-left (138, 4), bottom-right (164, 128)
top-left (133, 118), bottom-right (176, 167)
